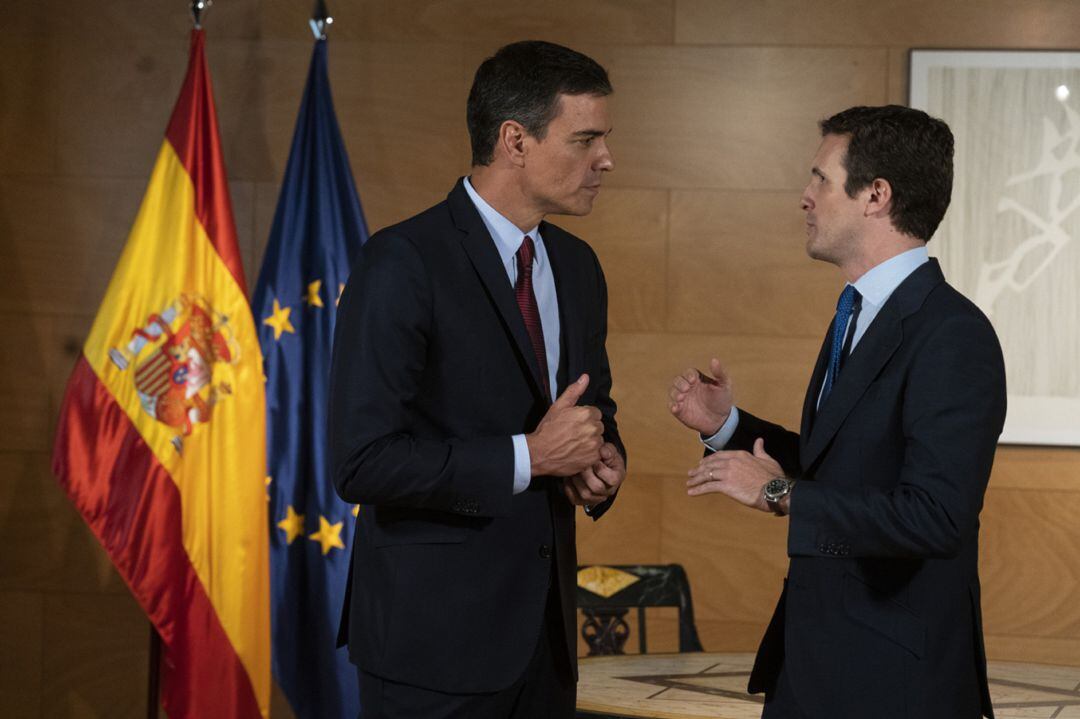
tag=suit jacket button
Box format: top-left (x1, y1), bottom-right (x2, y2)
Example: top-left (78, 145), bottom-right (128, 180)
top-left (539, 544), bottom-right (552, 559)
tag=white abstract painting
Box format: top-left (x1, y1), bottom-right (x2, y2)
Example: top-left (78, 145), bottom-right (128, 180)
top-left (911, 50), bottom-right (1080, 445)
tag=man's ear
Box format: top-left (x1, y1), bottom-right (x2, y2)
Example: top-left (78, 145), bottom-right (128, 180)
top-left (864, 177), bottom-right (893, 218)
top-left (497, 120), bottom-right (528, 168)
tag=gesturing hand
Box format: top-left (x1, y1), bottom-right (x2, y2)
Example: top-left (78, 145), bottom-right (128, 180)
top-left (563, 443), bottom-right (625, 506)
top-left (527, 374), bottom-right (604, 477)
top-left (669, 357), bottom-right (734, 436)
top-left (686, 438), bottom-right (784, 512)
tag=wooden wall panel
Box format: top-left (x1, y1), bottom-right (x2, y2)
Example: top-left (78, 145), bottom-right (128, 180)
top-left (607, 332), bottom-right (820, 477)
top-left (983, 635), bottom-right (1080, 669)
top-left (990, 446), bottom-right (1080, 492)
top-left (46, 314), bottom-right (94, 433)
top-left (660, 475), bottom-right (788, 651)
top-left (53, 33), bottom-right (189, 179)
top-left (0, 591), bottom-right (43, 718)
top-left (39, 0), bottom-right (262, 42)
top-left (0, 453), bottom-right (128, 595)
top-left (41, 592), bottom-right (149, 719)
top-left (0, 177), bottom-right (145, 315)
top-left (350, 0), bottom-right (676, 46)
top-left (0, 37), bottom-right (58, 176)
top-left (231, 180), bottom-right (260, 286)
top-left (596, 45), bottom-right (888, 190)
top-left (555, 189), bottom-right (669, 332)
top-left (675, 0), bottom-right (1080, 48)
top-left (325, 41), bottom-right (470, 192)
top-left (0, 313), bottom-right (53, 453)
top-left (341, 183), bottom-right (456, 238)
top-left (887, 48), bottom-right (909, 106)
top-left (576, 473), bottom-right (665, 566)
top-left (979, 488), bottom-right (1080, 640)
top-left (667, 190), bottom-right (838, 337)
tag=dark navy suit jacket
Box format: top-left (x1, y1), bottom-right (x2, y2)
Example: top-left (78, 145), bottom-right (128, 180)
top-left (329, 179), bottom-right (623, 693)
top-left (728, 260), bottom-right (1005, 719)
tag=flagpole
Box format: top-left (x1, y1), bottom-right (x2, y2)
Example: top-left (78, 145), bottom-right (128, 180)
top-left (147, 626), bottom-right (161, 719)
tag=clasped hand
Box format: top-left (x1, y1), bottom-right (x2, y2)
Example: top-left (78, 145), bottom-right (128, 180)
top-left (526, 374), bottom-right (626, 506)
top-left (688, 438), bottom-right (782, 512)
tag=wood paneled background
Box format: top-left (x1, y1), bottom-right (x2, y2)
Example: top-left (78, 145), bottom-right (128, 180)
top-left (3, 1), bottom-right (1079, 716)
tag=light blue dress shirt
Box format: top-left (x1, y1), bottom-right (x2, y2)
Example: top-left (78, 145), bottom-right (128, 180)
top-left (704, 246), bottom-right (930, 450)
top-left (464, 177), bottom-right (561, 494)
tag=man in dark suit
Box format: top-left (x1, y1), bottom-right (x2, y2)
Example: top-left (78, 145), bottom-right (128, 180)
top-left (669, 105), bottom-right (1006, 718)
top-left (329, 41), bottom-right (626, 718)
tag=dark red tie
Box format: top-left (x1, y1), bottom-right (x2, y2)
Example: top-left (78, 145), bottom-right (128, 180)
top-left (515, 236), bottom-right (550, 400)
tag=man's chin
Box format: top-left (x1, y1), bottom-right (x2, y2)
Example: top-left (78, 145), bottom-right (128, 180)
top-left (805, 239), bottom-right (831, 263)
top-left (549, 197), bottom-right (596, 217)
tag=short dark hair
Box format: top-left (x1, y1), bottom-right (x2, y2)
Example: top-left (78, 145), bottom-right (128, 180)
top-left (820, 105), bottom-right (954, 241)
top-left (467, 41), bottom-right (612, 166)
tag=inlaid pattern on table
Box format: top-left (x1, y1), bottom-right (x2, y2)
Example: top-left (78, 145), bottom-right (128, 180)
top-left (578, 653), bottom-right (1080, 719)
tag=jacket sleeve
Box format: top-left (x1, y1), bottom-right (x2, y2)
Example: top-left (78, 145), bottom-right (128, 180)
top-left (583, 245), bottom-right (624, 522)
top-left (328, 232), bottom-right (514, 518)
top-left (787, 313), bottom-right (1006, 559)
top-left (721, 409), bottom-right (802, 480)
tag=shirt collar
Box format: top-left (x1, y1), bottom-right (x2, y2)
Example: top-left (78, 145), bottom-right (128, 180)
top-left (463, 176), bottom-right (542, 270)
top-left (851, 245), bottom-right (929, 308)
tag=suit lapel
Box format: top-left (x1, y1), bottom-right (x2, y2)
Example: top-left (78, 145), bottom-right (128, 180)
top-left (799, 326), bottom-right (832, 457)
top-left (449, 180), bottom-right (548, 400)
top-left (799, 258), bottom-right (946, 470)
top-left (540, 222), bottom-right (583, 396)
top-left (801, 305), bottom-right (902, 469)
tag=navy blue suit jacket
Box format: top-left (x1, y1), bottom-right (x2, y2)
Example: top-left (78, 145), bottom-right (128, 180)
top-left (329, 179), bottom-right (623, 693)
top-left (729, 260), bottom-right (1005, 719)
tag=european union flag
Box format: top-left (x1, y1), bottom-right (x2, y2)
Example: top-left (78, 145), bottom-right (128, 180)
top-left (254, 37), bottom-right (367, 719)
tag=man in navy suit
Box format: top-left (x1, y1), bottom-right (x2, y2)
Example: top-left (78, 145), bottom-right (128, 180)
top-left (669, 105), bottom-right (1006, 719)
top-left (330, 41), bottom-right (626, 718)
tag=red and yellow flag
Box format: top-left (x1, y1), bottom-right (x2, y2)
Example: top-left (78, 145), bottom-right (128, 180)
top-left (51, 30), bottom-right (268, 718)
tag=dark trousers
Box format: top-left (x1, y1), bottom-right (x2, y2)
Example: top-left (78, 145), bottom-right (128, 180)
top-left (761, 661), bottom-right (807, 719)
top-left (357, 582), bottom-right (576, 719)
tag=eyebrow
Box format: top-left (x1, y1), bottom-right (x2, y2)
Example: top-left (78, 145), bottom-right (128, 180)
top-left (571, 128), bottom-right (612, 139)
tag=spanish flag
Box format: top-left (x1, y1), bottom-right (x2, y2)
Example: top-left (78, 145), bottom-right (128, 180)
top-left (51, 30), bottom-right (269, 718)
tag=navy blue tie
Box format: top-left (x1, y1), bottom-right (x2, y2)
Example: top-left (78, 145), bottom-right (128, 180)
top-left (821, 285), bottom-right (861, 403)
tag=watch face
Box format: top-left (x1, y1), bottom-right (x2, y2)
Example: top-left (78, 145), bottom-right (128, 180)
top-left (764, 478), bottom-right (789, 499)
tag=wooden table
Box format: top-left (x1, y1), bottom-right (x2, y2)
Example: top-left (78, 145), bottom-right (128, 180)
top-left (577, 652), bottom-right (1080, 719)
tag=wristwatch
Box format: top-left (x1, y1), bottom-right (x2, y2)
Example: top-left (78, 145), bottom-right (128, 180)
top-left (763, 477), bottom-right (796, 516)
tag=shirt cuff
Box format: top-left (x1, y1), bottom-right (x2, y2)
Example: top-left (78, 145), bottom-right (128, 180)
top-left (701, 407), bottom-right (740, 451)
top-left (512, 434), bottom-right (531, 495)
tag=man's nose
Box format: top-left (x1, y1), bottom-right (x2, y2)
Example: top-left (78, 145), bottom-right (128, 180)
top-left (595, 140), bottom-right (614, 172)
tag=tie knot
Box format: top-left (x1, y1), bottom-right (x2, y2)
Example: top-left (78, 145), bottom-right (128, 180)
top-left (517, 236), bottom-right (535, 267)
top-left (836, 284), bottom-right (860, 314)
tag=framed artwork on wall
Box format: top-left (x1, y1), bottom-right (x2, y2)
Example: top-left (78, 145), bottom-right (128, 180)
top-left (910, 49), bottom-right (1080, 446)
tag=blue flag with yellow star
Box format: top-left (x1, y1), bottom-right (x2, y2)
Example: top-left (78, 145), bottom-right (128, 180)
top-left (254, 37), bottom-right (367, 719)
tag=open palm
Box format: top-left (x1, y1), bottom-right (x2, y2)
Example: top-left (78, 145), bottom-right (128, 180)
top-left (668, 358), bottom-right (734, 436)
